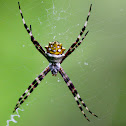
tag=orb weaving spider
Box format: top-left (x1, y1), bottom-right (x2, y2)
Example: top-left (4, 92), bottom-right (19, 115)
top-left (13, 2), bottom-right (98, 121)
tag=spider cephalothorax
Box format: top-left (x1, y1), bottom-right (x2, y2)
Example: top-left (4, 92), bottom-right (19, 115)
top-left (14, 2), bottom-right (98, 122)
top-left (49, 62), bottom-right (60, 76)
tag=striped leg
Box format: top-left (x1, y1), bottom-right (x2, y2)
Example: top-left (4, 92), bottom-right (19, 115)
top-left (13, 66), bottom-right (50, 113)
top-left (60, 31), bottom-right (89, 64)
top-left (68, 78), bottom-right (98, 118)
top-left (61, 4), bottom-right (92, 64)
top-left (59, 67), bottom-right (98, 120)
top-left (18, 2), bottom-right (47, 58)
top-left (59, 67), bottom-right (90, 121)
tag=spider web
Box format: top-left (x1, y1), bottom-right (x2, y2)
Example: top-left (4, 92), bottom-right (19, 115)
top-left (2, 0), bottom-right (125, 126)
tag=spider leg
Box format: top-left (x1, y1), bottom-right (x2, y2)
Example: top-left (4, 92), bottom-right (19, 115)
top-left (30, 25), bottom-right (32, 33)
top-left (59, 67), bottom-right (98, 120)
top-left (69, 4), bottom-right (92, 49)
top-left (60, 31), bottom-right (89, 64)
top-left (59, 67), bottom-right (90, 121)
top-left (61, 4), bottom-right (92, 64)
top-left (13, 66), bottom-right (50, 113)
top-left (18, 2), bottom-right (47, 58)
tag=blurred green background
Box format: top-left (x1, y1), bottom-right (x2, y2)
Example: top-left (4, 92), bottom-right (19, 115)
top-left (0, 0), bottom-right (126, 126)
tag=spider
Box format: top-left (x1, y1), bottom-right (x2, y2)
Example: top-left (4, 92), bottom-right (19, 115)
top-left (13, 2), bottom-right (98, 121)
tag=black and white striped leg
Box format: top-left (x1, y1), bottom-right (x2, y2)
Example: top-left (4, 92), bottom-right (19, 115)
top-left (70, 4), bottom-right (92, 48)
top-left (30, 25), bottom-right (32, 33)
top-left (18, 2), bottom-right (47, 58)
top-left (71, 31), bottom-right (89, 52)
top-left (69, 82), bottom-right (98, 118)
top-left (60, 31), bottom-right (89, 64)
top-left (13, 66), bottom-right (50, 113)
top-left (59, 67), bottom-right (90, 121)
top-left (59, 67), bottom-right (98, 120)
top-left (60, 4), bottom-right (92, 64)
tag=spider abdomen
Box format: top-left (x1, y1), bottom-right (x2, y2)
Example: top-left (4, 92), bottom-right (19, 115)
top-left (45, 41), bottom-right (65, 55)
top-left (46, 53), bottom-right (64, 63)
